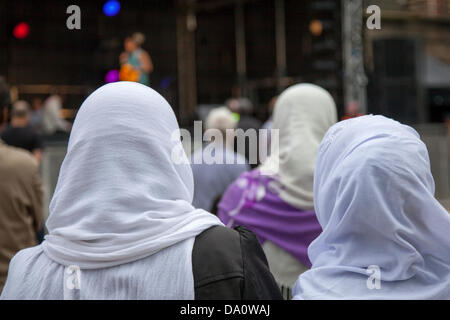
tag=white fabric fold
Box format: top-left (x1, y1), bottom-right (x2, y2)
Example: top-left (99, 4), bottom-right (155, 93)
top-left (42, 81), bottom-right (222, 269)
top-left (293, 115), bottom-right (450, 299)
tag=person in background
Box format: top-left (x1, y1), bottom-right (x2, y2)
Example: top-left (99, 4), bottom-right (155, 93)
top-left (190, 107), bottom-right (250, 213)
top-left (218, 84), bottom-right (337, 299)
top-left (42, 94), bottom-right (71, 136)
top-left (1, 100), bottom-right (43, 164)
top-left (29, 97), bottom-right (44, 134)
top-left (226, 97), bottom-right (262, 132)
top-left (293, 115), bottom-right (450, 299)
top-left (0, 80), bottom-right (43, 293)
top-left (225, 97), bottom-right (262, 168)
top-left (0, 82), bottom-right (281, 300)
top-left (119, 32), bottom-right (153, 86)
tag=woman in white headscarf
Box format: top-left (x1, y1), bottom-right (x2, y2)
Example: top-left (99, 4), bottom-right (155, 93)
top-left (42, 95), bottom-right (71, 135)
top-left (293, 115), bottom-right (450, 299)
top-left (1, 82), bottom-right (281, 300)
top-left (218, 83), bottom-right (337, 298)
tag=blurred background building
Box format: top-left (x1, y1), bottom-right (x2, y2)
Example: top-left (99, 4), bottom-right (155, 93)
top-left (362, 0), bottom-right (450, 207)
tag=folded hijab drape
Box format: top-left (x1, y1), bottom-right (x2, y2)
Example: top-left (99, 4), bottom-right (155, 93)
top-left (293, 115), bottom-right (450, 299)
top-left (1, 82), bottom-right (222, 299)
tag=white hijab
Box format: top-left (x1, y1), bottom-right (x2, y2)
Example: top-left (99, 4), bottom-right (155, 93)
top-left (259, 83), bottom-right (337, 210)
top-left (1, 82), bottom-right (223, 299)
top-left (42, 81), bottom-right (222, 269)
top-left (293, 115), bottom-right (450, 299)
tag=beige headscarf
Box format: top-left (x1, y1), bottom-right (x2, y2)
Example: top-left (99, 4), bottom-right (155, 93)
top-left (259, 83), bottom-right (337, 210)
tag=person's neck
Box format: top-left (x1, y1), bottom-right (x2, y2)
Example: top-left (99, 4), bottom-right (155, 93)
top-left (11, 118), bottom-right (28, 128)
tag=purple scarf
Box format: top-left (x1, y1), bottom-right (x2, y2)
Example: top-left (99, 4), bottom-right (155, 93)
top-left (218, 169), bottom-right (322, 267)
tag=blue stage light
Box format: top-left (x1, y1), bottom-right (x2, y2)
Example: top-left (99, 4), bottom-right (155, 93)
top-left (103, 0), bottom-right (121, 17)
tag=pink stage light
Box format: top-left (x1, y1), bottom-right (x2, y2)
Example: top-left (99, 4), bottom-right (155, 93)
top-left (105, 69), bottom-right (120, 83)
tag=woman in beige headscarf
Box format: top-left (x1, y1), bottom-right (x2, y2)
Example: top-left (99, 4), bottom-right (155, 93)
top-left (218, 83), bottom-right (337, 298)
top-left (42, 95), bottom-right (71, 135)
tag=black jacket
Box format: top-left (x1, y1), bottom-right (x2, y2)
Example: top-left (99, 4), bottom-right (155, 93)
top-left (192, 225), bottom-right (283, 300)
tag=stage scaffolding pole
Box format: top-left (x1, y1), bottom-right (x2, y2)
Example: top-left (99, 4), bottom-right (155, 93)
top-left (274, 0), bottom-right (287, 94)
top-left (342, 0), bottom-right (368, 115)
top-left (176, 0), bottom-right (198, 125)
top-left (235, 0), bottom-right (248, 97)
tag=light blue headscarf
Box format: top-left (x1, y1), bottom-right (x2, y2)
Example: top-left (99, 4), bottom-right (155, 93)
top-left (293, 115), bottom-right (450, 299)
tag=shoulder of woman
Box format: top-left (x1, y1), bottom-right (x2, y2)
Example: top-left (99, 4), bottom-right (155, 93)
top-left (192, 225), bottom-right (264, 282)
top-left (193, 225), bottom-right (273, 299)
top-left (9, 245), bottom-right (44, 269)
top-left (192, 226), bottom-right (243, 286)
top-left (137, 48), bottom-right (149, 58)
top-left (234, 225), bottom-right (270, 268)
top-left (193, 226), bottom-right (283, 300)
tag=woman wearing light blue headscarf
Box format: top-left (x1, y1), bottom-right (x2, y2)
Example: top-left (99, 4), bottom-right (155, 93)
top-left (293, 115), bottom-right (450, 299)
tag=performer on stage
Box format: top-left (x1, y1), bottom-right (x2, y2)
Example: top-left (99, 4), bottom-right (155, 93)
top-left (119, 32), bottom-right (153, 86)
